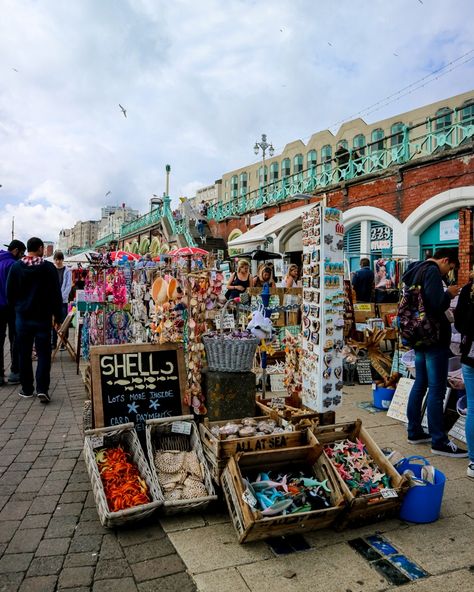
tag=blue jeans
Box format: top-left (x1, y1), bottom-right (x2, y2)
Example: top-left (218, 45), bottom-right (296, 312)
top-left (16, 317), bottom-right (52, 395)
top-left (462, 364), bottom-right (474, 462)
top-left (407, 346), bottom-right (450, 447)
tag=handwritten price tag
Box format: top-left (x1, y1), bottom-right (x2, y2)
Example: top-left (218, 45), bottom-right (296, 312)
top-left (380, 488), bottom-right (398, 499)
top-left (171, 421), bottom-right (192, 435)
top-left (90, 435), bottom-right (104, 449)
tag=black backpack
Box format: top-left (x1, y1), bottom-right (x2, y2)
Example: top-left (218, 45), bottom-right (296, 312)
top-left (397, 266), bottom-right (440, 348)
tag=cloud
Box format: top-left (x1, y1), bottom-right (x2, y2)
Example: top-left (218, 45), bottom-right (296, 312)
top-left (1, 0), bottom-right (473, 243)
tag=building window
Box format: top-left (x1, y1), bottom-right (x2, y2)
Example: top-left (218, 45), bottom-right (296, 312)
top-left (239, 172), bottom-right (247, 196)
top-left (281, 158), bottom-right (291, 177)
top-left (461, 99), bottom-right (474, 124)
top-left (231, 175), bottom-right (238, 199)
top-left (258, 165), bottom-right (268, 185)
top-left (390, 122), bottom-right (404, 146)
top-left (321, 145), bottom-right (332, 162)
top-left (270, 162), bottom-right (279, 181)
top-left (371, 128), bottom-right (384, 152)
top-left (435, 107), bottom-right (452, 130)
top-left (307, 150), bottom-right (317, 170)
top-left (337, 139), bottom-right (348, 150)
top-left (353, 134), bottom-right (366, 156)
top-left (294, 153), bottom-right (303, 173)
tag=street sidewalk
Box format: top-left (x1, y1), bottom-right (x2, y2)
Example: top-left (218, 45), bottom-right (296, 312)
top-left (1, 353), bottom-right (474, 591)
top-left (0, 353), bottom-right (196, 592)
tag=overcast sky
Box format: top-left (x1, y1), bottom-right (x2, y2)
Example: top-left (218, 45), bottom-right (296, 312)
top-left (1, 0), bottom-right (473, 244)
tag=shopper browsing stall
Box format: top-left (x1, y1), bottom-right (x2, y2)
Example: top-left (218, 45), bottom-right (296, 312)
top-left (253, 265), bottom-right (275, 288)
top-left (284, 264), bottom-right (299, 288)
top-left (454, 270), bottom-right (474, 478)
top-left (225, 260), bottom-right (253, 300)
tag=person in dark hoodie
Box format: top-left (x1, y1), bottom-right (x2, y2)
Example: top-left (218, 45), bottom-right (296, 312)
top-left (454, 269), bottom-right (474, 478)
top-left (403, 247), bottom-right (467, 458)
top-left (7, 237), bottom-right (62, 403)
top-left (0, 239), bottom-right (26, 386)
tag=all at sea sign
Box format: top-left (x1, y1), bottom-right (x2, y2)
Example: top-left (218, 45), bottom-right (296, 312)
top-left (91, 343), bottom-right (187, 432)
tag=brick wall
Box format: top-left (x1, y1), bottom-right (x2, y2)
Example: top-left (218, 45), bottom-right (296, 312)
top-left (458, 207), bottom-right (474, 286)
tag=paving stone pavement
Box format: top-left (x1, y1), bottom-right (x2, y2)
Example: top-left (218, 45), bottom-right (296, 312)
top-left (0, 352), bottom-right (196, 592)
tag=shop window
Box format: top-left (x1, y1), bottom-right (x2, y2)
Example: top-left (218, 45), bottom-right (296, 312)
top-left (370, 128), bottom-right (385, 152)
top-left (343, 223), bottom-right (361, 272)
top-left (270, 162), bottom-right (279, 182)
top-left (281, 158), bottom-right (291, 177)
top-left (321, 145), bottom-right (332, 175)
top-left (294, 153), bottom-right (303, 173)
top-left (353, 134), bottom-right (366, 156)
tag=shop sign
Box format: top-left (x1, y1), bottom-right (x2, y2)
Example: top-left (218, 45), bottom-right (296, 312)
top-left (439, 219), bottom-right (459, 241)
top-left (370, 225), bottom-right (391, 250)
top-left (250, 212), bottom-right (265, 226)
top-left (91, 343), bottom-right (187, 434)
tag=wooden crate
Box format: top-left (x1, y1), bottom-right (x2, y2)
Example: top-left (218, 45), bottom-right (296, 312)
top-left (200, 418), bottom-right (310, 483)
top-left (221, 443), bottom-right (346, 543)
top-left (256, 398), bottom-right (335, 429)
top-left (312, 420), bottom-right (408, 528)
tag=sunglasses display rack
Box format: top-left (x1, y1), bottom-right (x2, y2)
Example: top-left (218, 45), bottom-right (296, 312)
top-left (301, 204), bottom-right (345, 412)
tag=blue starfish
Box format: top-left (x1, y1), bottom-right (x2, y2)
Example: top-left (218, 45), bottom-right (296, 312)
top-left (127, 402), bottom-right (139, 414)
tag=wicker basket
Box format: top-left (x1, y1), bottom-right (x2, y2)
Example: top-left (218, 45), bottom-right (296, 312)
top-left (83, 423), bottom-right (163, 528)
top-left (146, 415), bottom-right (218, 515)
top-left (202, 299), bottom-right (258, 372)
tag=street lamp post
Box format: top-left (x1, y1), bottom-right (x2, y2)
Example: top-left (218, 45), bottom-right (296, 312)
top-left (254, 134), bottom-right (274, 187)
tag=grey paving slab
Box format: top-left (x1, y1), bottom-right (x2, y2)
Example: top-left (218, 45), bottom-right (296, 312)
top-left (94, 558), bottom-right (132, 579)
top-left (0, 552), bottom-right (34, 573)
top-left (130, 554), bottom-right (187, 583)
top-left (28, 495), bottom-right (60, 515)
top-left (63, 552), bottom-right (99, 568)
top-left (19, 514), bottom-right (51, 530)
top-left (138, 571), bottom-right (197, 592)
top-left (26, 555), bottom-right (64, 577)
top-left (0, 571), bottom-right (24, 591)
top-left (58, 566), bottom-right (94, 589)
top-left (6, 528), bottom-right (45, 554)
top-left (92, 577), bottom-right (138, 592)
top-left (18, 575), bottom-right (58, 591)
top-left (0, 521), bottom-right (20, 544)
top-left (0, 501), bottom-right (31, 521)
top-left (35, 537), bottom-right (71, 557)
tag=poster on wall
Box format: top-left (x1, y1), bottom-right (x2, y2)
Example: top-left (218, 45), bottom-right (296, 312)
top-left (301, 204), bottom-right (345, 413)
top-left (374, 258), bottom-right (396, 290)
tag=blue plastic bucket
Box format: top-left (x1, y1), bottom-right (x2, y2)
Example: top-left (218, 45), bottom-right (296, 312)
top-left (373, 386), bottom-right (395, 410)
top-left (396, 456), bottom-right (446, 523)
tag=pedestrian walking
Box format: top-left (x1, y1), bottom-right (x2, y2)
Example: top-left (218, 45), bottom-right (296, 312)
top-left (51, 251), bottom-right (72, 350)
top-left (351, 258), bottom-right (374, 302)
top-left (0, 239), bottom-right (26, 386)
top-left (6, 237), bottom-right (62, 403)
top-left (454, 270), bottom-right (474, 477)
top-left (402, 247), bottom-right (467, 457)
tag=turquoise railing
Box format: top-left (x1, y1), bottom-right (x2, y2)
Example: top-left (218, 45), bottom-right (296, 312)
top-left (207, 113), bottom-right (474, 222)
top-left (94, 232), bottom-right (118, 248)
top-left (119, 198), bottom-right (197, 247)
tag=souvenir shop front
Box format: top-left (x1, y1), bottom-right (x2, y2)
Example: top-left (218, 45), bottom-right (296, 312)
top-left (77, 203), bottom-right (456, 552)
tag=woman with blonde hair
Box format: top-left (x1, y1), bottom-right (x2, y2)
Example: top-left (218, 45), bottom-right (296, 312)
top-left (284, 264), bottom-right (299, 288)
top-left (254, 264), bottom-right (275, 288)
top-left (225, 259), bottom-right (253, 300)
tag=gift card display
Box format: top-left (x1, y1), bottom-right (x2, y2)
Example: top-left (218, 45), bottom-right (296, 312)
top-left (301, 204), bottom-right (344, 412)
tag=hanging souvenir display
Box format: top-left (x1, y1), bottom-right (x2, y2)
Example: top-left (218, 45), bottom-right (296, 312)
top-left (301, 204), bottom-right (345, 412)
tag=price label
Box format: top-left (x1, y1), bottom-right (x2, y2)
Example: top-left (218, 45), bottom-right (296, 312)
top-left (90, 435), bottom-right (104, 449)
top-left (242, 487), bottom-right (257, 508)
top-left (171, 421), bottom-right (192, 435)
top-left (380, 488), bottom-right (398, 499)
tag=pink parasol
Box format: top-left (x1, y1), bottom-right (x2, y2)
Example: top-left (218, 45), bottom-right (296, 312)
top-left (168, 247), bottom-right (209, 257)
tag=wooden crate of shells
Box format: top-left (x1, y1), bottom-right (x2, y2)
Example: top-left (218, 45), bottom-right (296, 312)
top-left (200, 417), bottom-right (310, 483)
top-left (221, 443), bottom-right (346, 543)
top-left (145, 415), bottom-right (218, 514)
top-left (256, 397), bottom-right (335, 429)
top-left (311, 420), bottom-right (408, 528)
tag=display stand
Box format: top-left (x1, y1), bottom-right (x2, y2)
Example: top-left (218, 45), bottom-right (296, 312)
top-left (51, 313), bottom-right (76, 362)
top-left (301, 203), bottom-right (345, 412)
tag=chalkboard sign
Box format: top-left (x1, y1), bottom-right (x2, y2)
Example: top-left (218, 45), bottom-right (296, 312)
top-left (91, 343), bottom-right (187, 433)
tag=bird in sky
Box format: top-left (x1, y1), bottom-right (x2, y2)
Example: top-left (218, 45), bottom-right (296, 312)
top-left (280, 28), bottom-right (283, 32)
top-left (119, 104), bottom-right (127, 118)
top-left (418, 0), bottom-right (423, 4)
top-left (327, 42), bottom-right (333, 47)
top-left (393, 52), bottom-right (399, 57)
top-left (12, 68), bottom-right (18, 72)
top-left (105, 191), bottom-right (111, 197)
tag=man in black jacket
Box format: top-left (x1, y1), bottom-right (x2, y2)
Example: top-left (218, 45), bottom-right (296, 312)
top-left (404, 247), bottom-right (467, 458)
top-left (351, 258), bottom-right (374, 302)
top-left (7, 237), bottom-right (62, 403)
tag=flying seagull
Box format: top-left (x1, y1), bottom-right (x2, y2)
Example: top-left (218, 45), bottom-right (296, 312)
top-left (119, 104), bottom-right (127, 118)
top-left (12, 68), bottom-right (18, 72)
top-left (105, 191), bottom-right (111, 197)
top-left (327, 42), bottom-right (333, 47)
top-left (393, 52), bottom-right (399, 57)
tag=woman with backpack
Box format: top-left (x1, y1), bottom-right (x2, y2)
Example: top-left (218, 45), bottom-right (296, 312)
top-left (454, 270), bottom-right (474, 479)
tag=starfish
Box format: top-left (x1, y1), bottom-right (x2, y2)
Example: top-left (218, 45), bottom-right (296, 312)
top-left (372, 471), bottom-right (386, 484)
top-left (335, 464), bottom-right (352, 481)
top-left (361, 467), bottom-right (374, 482)
top-left (127, 402), bottom-right (139, 414)
top-left (149, 399), bottom-right (160, 410)
top-left (355, 438), bottom-right (366, 454)
top-left (333, 441), bottom-right (347, 454)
